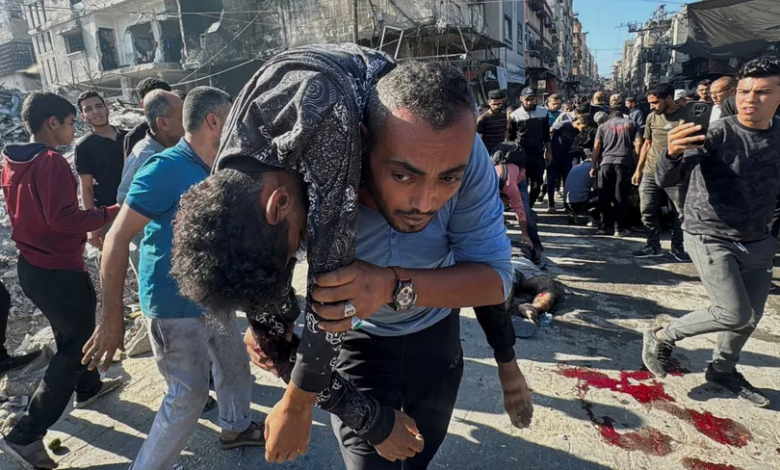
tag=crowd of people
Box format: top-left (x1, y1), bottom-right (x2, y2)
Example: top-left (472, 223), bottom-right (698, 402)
top-left (0, 44), bottom-right (777, 470)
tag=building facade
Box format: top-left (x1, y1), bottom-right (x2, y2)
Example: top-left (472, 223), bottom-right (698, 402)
top-left (0, 0), bottom-right (37, 90)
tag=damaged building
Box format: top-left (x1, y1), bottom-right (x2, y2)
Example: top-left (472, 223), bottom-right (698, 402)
top-left (179, 0), bottom-right (514, 99)
top-left (26, 0), bottom-right (195, 99)
top-left (0, 0), bottom-right (38, 91)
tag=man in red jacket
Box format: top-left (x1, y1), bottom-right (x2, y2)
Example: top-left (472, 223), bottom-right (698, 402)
top-left (0, 92), bottom-right (122, 470)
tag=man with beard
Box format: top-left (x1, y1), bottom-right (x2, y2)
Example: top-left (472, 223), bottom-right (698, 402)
top-left (123, 78), bottom-right (172, 159)
top-left (632, 84), bottom-right (690, 262)
top-left (477, 89), bottom-right (508, 153)
top-left (166, 45), bottom-right (533, 469)
top-left (643, 56), bottom-right (780, 408)
top-left (75, 91), bottom-right (126, 250)
top-left (508, 88), bottom-right (551, 207)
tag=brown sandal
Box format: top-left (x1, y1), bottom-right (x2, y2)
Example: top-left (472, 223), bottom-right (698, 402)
top-left (0, 438), bottom-right (58, 469)
top-left (219, 421), bottom-right (265, 450)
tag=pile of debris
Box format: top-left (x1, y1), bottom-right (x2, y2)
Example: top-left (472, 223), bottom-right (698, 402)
top-left (0, 86), bottom-right (27, 144)
top-left (0, 86), bottom-right (144, 150)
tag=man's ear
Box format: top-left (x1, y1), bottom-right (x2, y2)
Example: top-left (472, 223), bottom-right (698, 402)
top-left (265, 185), bottom-right (292, 226)
top-left (47, 116), bottom-right (60, 131)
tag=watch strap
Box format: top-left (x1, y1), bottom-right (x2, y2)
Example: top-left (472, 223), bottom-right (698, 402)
top-left (389, 266), bottom-right (410, 282)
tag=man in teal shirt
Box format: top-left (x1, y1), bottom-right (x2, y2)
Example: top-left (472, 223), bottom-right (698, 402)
top-left (82, 87), bottom-right (264, 470)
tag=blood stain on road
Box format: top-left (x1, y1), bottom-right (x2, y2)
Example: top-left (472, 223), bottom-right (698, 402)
top-left (556, 368), bottom-right (675, 404)
top-left (557, 367), bottom-right (752, 449)
top-left (681, 457), bottom-right (743, 470)
top-left (655, 402), bottom-right (751, 448)
top-left (581, 401), bottom-right (674, 456)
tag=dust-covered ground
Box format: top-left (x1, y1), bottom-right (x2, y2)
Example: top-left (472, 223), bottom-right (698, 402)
top-left (1, 209), bottom-right (779, 470)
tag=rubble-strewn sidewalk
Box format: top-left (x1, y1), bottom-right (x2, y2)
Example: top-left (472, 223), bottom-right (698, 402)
top-left (1, 212), bottom-right (779, 470)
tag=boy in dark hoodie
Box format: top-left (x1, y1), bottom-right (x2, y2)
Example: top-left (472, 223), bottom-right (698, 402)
top-left (0, 92), bottom-right (122, 470)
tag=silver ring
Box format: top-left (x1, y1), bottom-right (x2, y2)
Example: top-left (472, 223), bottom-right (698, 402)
top-left (351, 316), bottom-right (363, 330)
top-left (344, 301), bottom-right (357, 318)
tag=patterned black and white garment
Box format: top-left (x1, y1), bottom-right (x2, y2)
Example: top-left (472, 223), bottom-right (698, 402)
top-left (214, 44), bottom-right (395, 440)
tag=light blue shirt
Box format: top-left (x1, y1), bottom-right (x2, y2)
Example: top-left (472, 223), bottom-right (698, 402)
top-left (358, 136), bottom-right (513, 336)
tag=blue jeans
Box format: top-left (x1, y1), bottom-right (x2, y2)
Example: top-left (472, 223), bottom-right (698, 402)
top-left (130, 314), bottom-right (252, 470)
top-left (519, 178), bottom-right (542, 250)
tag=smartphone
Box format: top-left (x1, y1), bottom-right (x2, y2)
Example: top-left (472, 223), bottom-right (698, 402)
top-left (685, 101), bottom-right (713, 137)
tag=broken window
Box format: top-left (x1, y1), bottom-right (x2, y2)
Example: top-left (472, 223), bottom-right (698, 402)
top-left (128, 19), bottom-right (183, 66)
top-left (64, 31), bottom-right (86, 54)
top-left (179, 0), bottom-right (223, 65)
top-left (98, 28), bottom-right (119, 70)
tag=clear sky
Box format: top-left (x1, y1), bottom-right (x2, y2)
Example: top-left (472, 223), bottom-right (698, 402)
top-left (572, 0), bottom-right (683, 77)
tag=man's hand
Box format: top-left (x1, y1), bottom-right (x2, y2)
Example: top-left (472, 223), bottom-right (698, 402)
top-left (244, 328), bottom-right (279, 377)
top-left (589, 167), bottom-right (597, 179)
top-left (631, 170), bottom-right (642, 186)
top-left (497, 361), bottom-right (534, 429)
top-left (312, 260), bottom-right (396, 333)
top-left (82, 316), bottom-right (125, 372)
top-left (87, 229), bottom-right (104, 249)
top-left (667, 121), bottom-right (705, 158)
top-left (264, 395), bottom-right (313, 463)
top-left (521, 234), bottom-right (533, 247)
top-left (374, 410), bottom-right (425, 462)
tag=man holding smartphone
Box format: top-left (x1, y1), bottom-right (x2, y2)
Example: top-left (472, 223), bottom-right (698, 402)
top-left (642, 56), bottom-right (780, 407)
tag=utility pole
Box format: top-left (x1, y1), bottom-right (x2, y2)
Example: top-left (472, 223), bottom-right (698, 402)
top-left (352, 0), bottom-right (359, 43)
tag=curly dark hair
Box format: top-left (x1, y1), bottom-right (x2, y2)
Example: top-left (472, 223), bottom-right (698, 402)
top-left (171, 168), bottom-right (291, 316)
top-left (738, 55), bottom-right (780, 80)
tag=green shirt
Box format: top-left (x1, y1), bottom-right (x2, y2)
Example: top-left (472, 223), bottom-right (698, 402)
top-left (643, 106), bottom-right (687, 175)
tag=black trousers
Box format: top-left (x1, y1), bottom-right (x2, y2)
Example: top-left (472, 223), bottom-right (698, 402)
top-left (525, 154), bottom-right (546, 206)
top-left (547, 155), bottom-right (574, 207)
top-left (6, 256), bottom-right (102, 446)
top-left (331, 310), bottom-right (464, 469)
top-left (598, 163), bottom-right (632, 232)
top-left (0, 280), bottom-right (10, 358)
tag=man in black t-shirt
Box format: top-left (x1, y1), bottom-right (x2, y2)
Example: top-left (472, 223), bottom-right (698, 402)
top-left (477, 89), bottom-right (508, 153)
top-left (591, 111), bottom-right (642, 236)
top-left (75, 91), bottom-right (127, 249)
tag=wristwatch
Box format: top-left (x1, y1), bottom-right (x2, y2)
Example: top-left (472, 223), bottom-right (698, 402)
top-left (389, 266), bottom-right (417, 311)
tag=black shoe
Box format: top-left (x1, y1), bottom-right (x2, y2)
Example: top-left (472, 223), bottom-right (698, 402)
top-left (0, 350), bottom-right (42, 377)
top-left (633, 246), bottom-right (664, 258)
top-left (671, 246), bottom-right (692, 263)
top-left (642, 328), bottom-right (674, 378)
top-left (704, 365), bottom-right (770, 408)
top-left (595, 228), bottom-right (610, 235)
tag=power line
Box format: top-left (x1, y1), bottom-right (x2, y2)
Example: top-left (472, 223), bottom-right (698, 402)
top-left (175, 12), bottom-right (262, 85)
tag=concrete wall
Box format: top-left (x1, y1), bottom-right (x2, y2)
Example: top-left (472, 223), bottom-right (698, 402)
top-left (0, 1), bottom-right (29, 44)
top-left (34, 0), bottom-right (173, 89)
top-left (0, 71), bottom-right (41, 91)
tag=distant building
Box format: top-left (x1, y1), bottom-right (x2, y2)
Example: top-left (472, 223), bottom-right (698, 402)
top-left (0, 0), bottom-right (38, 91)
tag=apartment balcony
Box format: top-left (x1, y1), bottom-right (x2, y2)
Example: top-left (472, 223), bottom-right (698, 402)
top-left (528, 0), bottom-right (544, 13)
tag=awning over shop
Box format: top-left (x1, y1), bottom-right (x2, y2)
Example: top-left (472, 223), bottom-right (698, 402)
top-left (672, 0), bottom-right (780, 59)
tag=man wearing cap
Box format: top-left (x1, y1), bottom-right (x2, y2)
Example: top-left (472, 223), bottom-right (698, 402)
top-left (508, 88), bottom-right (551, 207)
top-left (477, 90), bottom-right (509, 153)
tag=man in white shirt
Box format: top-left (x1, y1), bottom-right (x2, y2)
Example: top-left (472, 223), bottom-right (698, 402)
top-left (709, 76), bottom-right (737, 123)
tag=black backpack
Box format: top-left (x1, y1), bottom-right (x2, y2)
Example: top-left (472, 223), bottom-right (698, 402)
top-left (491, 142), bottom-right (527, 168)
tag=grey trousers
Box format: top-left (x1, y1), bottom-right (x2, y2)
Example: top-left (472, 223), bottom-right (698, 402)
top-left (661, 233), bottom-right (778, 372)
top-left (130, 314), bottom-right (252, 470)
top-left (639, 172), bottom-right (685, 250)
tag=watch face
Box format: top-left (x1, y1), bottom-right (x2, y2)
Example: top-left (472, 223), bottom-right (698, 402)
top-left (396, 284), bottom-right (416, 310)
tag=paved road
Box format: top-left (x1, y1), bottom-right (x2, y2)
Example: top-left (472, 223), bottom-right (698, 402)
top-left (2, 211), bottom-right (779, 470)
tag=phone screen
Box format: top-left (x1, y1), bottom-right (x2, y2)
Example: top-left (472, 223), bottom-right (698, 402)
top-left (686, 101), bottom-right (713, 137)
